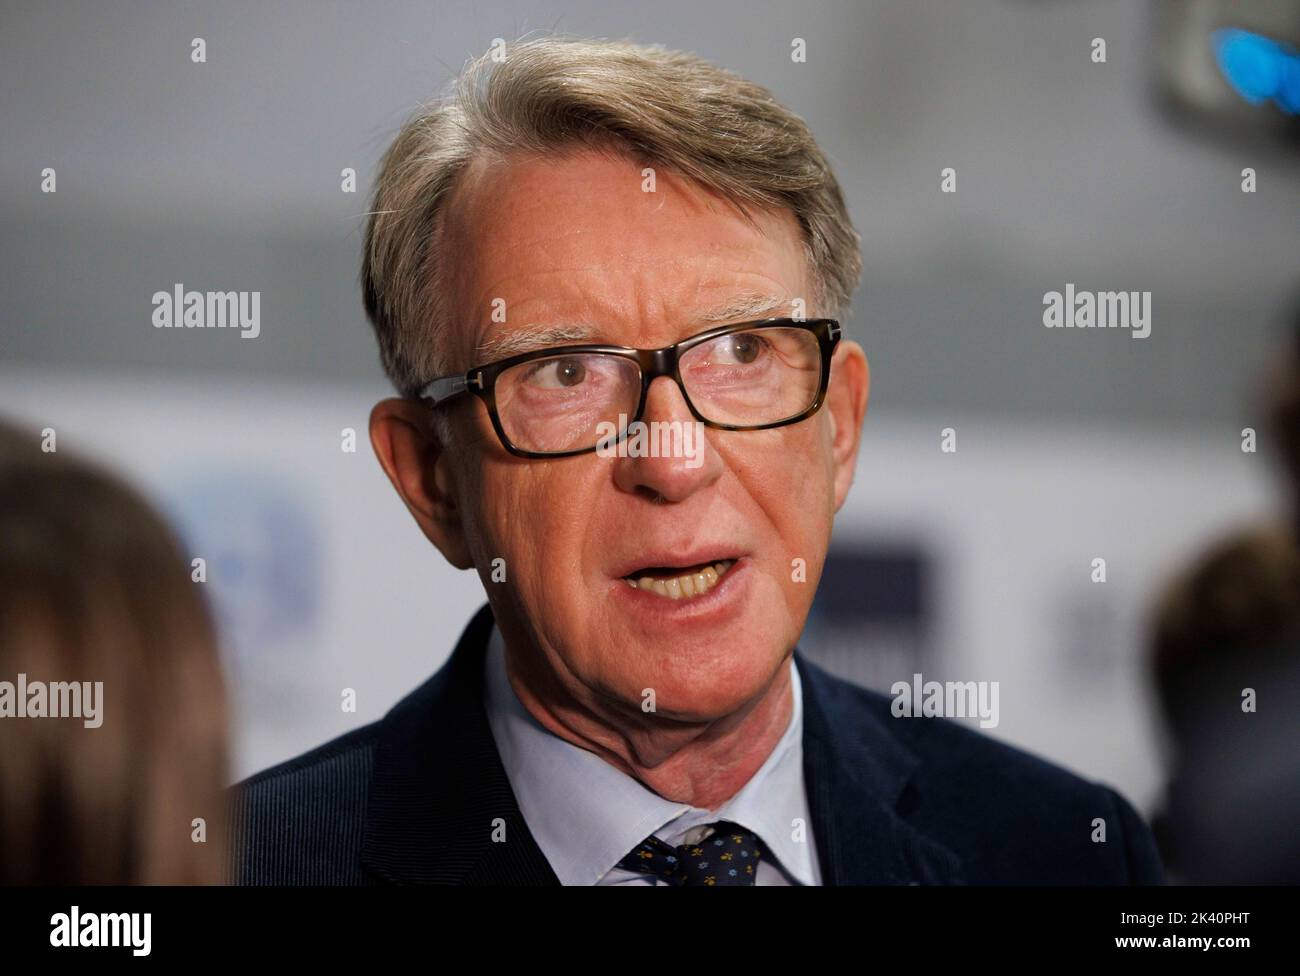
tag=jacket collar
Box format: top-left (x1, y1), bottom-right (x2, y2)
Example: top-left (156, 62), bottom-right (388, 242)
top-left (361, 603), bottom-right (558, 884)
top-left (795, 648), bottom-right (965, 884)
top-left (361, 602), bottom-right (962, 885)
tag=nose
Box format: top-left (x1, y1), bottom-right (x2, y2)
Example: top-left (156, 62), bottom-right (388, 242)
top-left (610, 375), bottom-right (722, 502)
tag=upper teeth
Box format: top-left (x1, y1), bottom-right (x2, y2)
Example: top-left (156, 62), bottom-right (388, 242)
top-left (625, 560), bottom-right (735, 599)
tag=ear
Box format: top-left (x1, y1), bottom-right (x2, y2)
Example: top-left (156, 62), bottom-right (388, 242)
top-left (824, 339), bottom-right (870, 511)
top-left (368, 398), bottom-right (474, 569)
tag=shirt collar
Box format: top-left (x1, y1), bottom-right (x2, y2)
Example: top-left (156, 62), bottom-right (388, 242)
top-left (482, 623), bottom-right (817, 885)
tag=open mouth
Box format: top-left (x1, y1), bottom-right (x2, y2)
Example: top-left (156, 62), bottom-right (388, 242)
top-left (622, 559), bottom-right (737, 599)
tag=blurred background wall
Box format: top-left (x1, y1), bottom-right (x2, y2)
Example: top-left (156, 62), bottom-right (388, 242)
top-left (2, 0), bottom-right (1297, 822)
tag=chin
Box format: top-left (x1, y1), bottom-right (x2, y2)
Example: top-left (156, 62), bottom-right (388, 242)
top-left (610, 622), bottom-right (790, 722)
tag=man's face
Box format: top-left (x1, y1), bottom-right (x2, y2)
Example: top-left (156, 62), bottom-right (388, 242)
top-left (397, 146), bottom-right (867, 722)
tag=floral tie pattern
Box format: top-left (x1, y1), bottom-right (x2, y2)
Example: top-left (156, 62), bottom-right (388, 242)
top-left (616, 820), bottom-right (763, 886)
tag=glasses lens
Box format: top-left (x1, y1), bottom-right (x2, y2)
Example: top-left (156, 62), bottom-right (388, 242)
top-left (678, 326), bottom-right (822, 426)
top-left (495, 353), bottom-right (641, 454)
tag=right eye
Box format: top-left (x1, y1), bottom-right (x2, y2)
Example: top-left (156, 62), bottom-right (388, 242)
top-left (523, 357), bottom-right (589, 389)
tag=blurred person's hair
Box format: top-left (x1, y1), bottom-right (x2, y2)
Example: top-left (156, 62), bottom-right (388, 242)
top-left (1147, 523), bottom-right (1300, 883)
top-left (1149, 524), bottom-right (1300, 747)
top-left (360, 35), bottom-right (863, 404)
top-left (1268, 300), bottom-right (1300, 532)
top-left (0, 421), bottom-right (228, 884)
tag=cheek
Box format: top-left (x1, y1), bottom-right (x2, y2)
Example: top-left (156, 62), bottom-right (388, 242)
top-left (742, 425), bottom-right (837, 548)
top-left (738, 429), bottom-right (836, 615)
top-left (468, 462), bottom-right (599, 591)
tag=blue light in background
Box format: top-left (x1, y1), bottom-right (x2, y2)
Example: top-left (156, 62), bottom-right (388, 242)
top-left (1212, 28), bottom-right (1300, 115)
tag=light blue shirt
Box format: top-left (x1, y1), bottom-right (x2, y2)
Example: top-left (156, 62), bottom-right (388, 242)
top-left (483, 624), bottom-right (822, 885)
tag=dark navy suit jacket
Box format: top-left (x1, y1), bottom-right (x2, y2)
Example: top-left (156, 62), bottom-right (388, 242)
top-left (229, 602), bottom-right (1164, 884)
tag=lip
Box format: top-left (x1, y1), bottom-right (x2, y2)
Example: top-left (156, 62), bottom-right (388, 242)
top-left (609, 547), bottom-right (747, 581)
top-left (607, 555), bottom-right (751, 624)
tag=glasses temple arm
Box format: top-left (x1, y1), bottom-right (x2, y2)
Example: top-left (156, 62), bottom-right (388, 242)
top-left (419, 372), bottom-right (480, 406)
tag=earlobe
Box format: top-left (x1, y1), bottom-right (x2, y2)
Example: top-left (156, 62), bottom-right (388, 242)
top-left (368, 398), bottom-right (474, 568)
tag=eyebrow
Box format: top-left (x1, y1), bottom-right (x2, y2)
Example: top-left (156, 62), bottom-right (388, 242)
top-left (475, 324), bottom-right (599, 362)
top-left (474, 293), bottom-right (794, 363)
top-left (696, 293), bottom-right (793, 324)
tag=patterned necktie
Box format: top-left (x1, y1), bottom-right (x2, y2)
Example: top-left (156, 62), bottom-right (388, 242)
top-left (616, 820), bottom-right (764, 886)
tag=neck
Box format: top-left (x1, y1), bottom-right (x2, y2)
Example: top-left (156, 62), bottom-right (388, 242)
top-left (500, 634), bottom-right (795, 811)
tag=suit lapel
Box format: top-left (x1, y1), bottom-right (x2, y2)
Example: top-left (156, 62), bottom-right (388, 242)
top-left (360, 602), bottom-right (559, 884)
top-left (796, 650), bottom-right (965, 884)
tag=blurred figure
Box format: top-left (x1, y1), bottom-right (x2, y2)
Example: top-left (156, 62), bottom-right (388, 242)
top-left (0, 420), bottom-right (229, 884)
top-left (1269, 314), bottom-right (1300, 538)
top-left (1148, 315), bottom-right (1300, 884)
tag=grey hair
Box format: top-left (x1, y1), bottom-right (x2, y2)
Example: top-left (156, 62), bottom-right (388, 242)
top-left (361, 35), bottom-right (862, 405)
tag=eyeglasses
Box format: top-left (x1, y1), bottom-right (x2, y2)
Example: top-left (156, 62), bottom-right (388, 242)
top-left (417, 317), bottom-right (841, 458)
